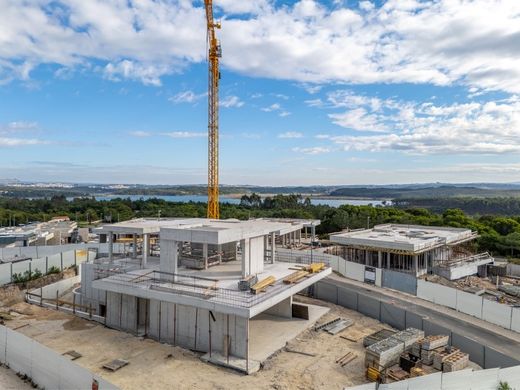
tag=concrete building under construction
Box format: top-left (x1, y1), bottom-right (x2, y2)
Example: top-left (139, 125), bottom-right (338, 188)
top-left (329, 224), bottom-right (494, 279)
top-left (79, 218), bottom-right (329, 373)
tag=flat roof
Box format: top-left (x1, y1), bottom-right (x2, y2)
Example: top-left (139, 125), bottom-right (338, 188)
top-left (330, 224), bottom-right (477, 253)
top-left (96, 217), bottom-right (316, 241)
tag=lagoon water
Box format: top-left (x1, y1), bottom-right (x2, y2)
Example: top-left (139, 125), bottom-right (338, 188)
top-left (93, 194), bottom-right (387, 207)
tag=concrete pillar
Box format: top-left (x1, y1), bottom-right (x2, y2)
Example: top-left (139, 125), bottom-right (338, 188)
top-left (311, 226), bottom-right (316, 242)
top-left (160, 240), bottom-right (178, 276)
top-left (203, 243), bottom-right (208, 270)
top-left (298, 229), bottom-right (301, 245)
top-left (378, 251), bottom-right (382, 268)
top-left (241, 239), bottom-right (250, 277)
top-left (271, 232), bottom-right (276, 264)
top-left (304, 226), bottom-right (308, 239)
top-left (365, 250), bottom-right (369, 265)
top-left (414, 255), bottom-right (418, 275)
top-left (108, 232), bottom-right (113, 261)
top-left (386, 252), bottom-right (390, 269)
top-left (132, 234), bottom-right (137, 258)
top-left (143, 233), bottom-right (149, 268)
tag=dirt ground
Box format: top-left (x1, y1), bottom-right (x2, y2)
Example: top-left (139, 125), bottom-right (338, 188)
top-left (0, 365), bottom-right (34, 389)
top-left (2, 296), bottom-right (387, 390)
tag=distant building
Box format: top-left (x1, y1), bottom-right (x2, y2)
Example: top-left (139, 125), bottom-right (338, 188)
top-left (0, 219), bottom-right (78, 248)
top-left (329, 224), bottom-right (494, 280)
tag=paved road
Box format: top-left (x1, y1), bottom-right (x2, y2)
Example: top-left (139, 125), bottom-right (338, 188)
top-left (325, 274), bottom-right (520, 360)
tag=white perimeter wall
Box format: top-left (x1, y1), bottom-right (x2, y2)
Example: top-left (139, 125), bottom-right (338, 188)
top-left (417, 279), bottom-right (517, 332)
top-left (347, 365), bottom-right (520, 390)
top-left (0, 325), bottom-right (118, 390)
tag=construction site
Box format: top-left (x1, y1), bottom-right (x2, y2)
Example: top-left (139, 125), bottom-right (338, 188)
top-left (0, 1), bottom-right (519, 389)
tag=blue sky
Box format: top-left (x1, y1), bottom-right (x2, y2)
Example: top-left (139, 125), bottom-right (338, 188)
top-left (1, 0), bottom-right (520, 185)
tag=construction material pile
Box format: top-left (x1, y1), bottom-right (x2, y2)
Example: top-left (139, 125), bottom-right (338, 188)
top-left (365, 328), bottom-right (424, 369)
top-left (410, 334), bottom-right (468, 372)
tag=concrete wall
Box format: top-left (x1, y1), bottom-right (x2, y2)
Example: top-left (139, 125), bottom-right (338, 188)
top-left (249, 236), bottom-right (264, 275)
top-left (0, 325), bottom-right (118, 390)
top-left (314, 281), bottom-right (520, 369)
top-left (0, 242), bottom-right (125, 260)
top-left (507, 263), bottom-right (520, 277)
top-left (482, 299), bottom-right (513, 329)
top-left (124, 298), bottom-right (248, 359)
top-left (382, 270), bottom-right (417, 295)
top-left (344, 260), bottom-right (365, 282)
top-left (36, 275), bottom-right (80, 299)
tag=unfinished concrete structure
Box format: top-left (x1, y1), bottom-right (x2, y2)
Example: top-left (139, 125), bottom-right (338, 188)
top-left (330, 224), bottom-right (493, 279)
top-left (80, 218), bottom-right (330, 373)
top-left (0, 217), bottom-right (78, 248)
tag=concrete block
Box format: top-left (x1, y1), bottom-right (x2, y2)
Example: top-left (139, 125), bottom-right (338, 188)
top-left (337, 286), bottom-right (358, 311)
top-left (482, 299), bottom-right (512, 329)
top-left (380, 302), bottom-right (406, 330)
top-left (484, 346), bottom-right (520, 369)
top-left (315, 282), bottom-right (338, 304)
top-left (422, 320), bottom-right (452, 344)
top-left (451, 332), bottom-right (485, 368)
top-left (357, 293), bottom-right (380, 321)
top-left (405, 311), bottom-right (424, 330)
top-left (511, 308), bottom-right (520, 333)
top-left (455, 290), bottom-right (483, 319)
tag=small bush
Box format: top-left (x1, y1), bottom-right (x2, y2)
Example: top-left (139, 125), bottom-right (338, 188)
top-left (46, 266), bottom-right (61, 275)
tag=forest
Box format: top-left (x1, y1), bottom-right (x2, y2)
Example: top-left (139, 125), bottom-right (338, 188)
top-left (1, 193), bottom-right (520, 258)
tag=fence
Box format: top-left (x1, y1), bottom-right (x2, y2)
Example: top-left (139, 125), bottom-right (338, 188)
top-left (0, 249), bottom-right (95, 286)
top-left (417, 279), bottom-right (519, 332)
top-left (314, 280), bottom-right (520, 370)
top-left (347, 365), bottom-right (520, 389)
top-left (0, 324), bottom-right (118, 389)
top-left (0, 242), bottom-right (126, 261)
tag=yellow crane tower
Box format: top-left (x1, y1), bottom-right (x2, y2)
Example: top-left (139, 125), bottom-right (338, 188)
top-left (204, 0), bottom-right (221, 219)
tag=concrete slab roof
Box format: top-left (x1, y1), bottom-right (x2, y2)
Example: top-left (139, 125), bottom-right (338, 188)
top-left (330, 223), bottom-right (476, 252)
top-left (97, 218), bottom-right (317, 243)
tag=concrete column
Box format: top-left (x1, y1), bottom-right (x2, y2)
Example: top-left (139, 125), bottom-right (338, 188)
top-left (143, 233), bottom-right (149, 268)
top-left (108, 232), bottom-right (113, 261)
top-left (160, 240), bottom-right (178, 281)
top-left (304, 226), bottom-right (308, 239)
top-left (378, 251), bottom-right (382, 268)
top-left (271, 232), bottom-right (276, 264)
top-left (413, 255), bottom-right (418, 275)
top-left (311, 226), bottom-right (316, 242)
top-left (298, 229), bottom-right (301, 245)
top-left (365, 250), bottom-right (369, 265)
top-left (241, 239), bottom-right (250, 277)
top-left (203, 243), bottom-right (208, 270)
top-left (386, 252), bottom-right (390, 269)
top-left (132, 234), bottom-right (137, 258)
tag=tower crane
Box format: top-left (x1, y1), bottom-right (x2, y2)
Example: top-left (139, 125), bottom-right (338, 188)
top-left (204, 0), bottom-right (221, 219)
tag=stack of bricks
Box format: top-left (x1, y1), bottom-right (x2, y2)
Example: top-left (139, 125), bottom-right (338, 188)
top-left (443, 352), bottom-right (469, 372)
top-left (410, 338), bottom-right (425, 358)
top-left (422, 335), bottom-right (449, 350)
top-left (420, 335), bottom-right (449, 365)
top-left (365, 328), bottom-right (425, 369)
top-left (433, 346), bottom-right (460, 371)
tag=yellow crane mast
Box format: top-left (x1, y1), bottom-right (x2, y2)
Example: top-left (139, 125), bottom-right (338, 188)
top-left (204, 0), bottom-right (221, 219)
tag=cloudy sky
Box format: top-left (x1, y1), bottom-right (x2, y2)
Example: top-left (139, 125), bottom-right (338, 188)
top-left (1, 0), bottom-right (520, 185)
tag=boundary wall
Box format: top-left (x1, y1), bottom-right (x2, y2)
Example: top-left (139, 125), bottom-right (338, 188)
top-left (0, 242), bottom-right (125, 260)
top-left (417, 279), bottom-right (518, 332)
top-left (0, 324), bottom-right (118, 390)
top-left (314, 280), bottom-right (520, 370)
top-left (347, 365), bottom-right (520, 389)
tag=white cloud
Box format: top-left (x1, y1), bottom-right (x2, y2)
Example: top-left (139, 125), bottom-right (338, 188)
top-left (221, 95), bottom-right (244, 108)
top-left (322, 92), bottom-right (520, 154)
top-left (292, 146), bottom-right (330, 155)
top-left (261, 103), bottom-right (281, 112)
top-left (169, 90), bottom-right (206, 104)
top-left (1, 1), bottom-right (520, 93)
top-left (0, 137), bottom-right (47, 147)
top-left (129, 131), bottom-right (151, 137)
top-left (161, 131), bottom-right (206, 138)
top-left (278, 131), bottom-right (303, 139)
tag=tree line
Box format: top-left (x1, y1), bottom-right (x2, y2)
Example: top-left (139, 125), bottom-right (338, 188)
top-left (1, 194), bottom-right (519, 258)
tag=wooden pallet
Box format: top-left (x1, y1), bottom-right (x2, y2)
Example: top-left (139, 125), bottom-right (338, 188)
top-left (283, 270), bottom-right (309, 284)
top-left (250, 276), bottom-right (276, 294)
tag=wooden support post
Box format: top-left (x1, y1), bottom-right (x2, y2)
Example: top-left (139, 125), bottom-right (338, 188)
top-left (208, 311), bottom-right (212, 358)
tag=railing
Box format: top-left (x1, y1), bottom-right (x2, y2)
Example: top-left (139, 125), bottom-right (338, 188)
top-left (274, 249), bottom-right (332, 266)
top-left (436, 252), bottom-right (493, 268)
top-left (98, 267), bottom-right (326, 309)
